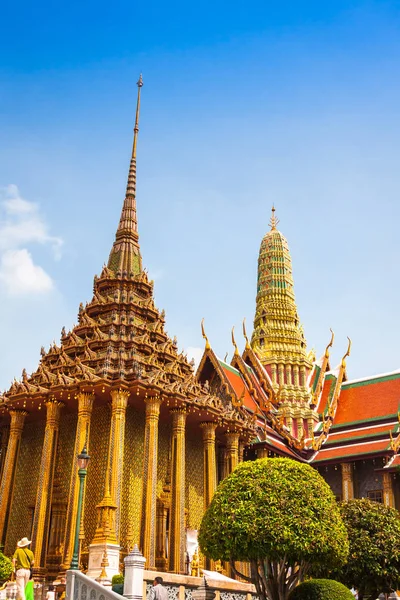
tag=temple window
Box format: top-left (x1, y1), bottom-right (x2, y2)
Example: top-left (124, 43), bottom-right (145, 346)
top-left (367, 489), bottom-right (383, 503)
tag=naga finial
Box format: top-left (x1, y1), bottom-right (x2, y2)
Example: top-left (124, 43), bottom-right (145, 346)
top-left (231, 326), bottom-right (239, 356)
top-left (325, 328), bottom-right (334, 358)
top-left (269, 205), bottom-right (280, 231)
top-left (341, 336), bottom-right (352, 367)
top-left (242, 318), bottom-right (250, 349)
top-left (201, 318), bottom-right (211, 350)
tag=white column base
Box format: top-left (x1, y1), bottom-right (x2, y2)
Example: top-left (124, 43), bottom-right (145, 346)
top-left (87, 543), bottom-right (121, 579)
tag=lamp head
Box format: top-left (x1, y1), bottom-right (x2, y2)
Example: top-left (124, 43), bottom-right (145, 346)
top-left (77, 446), bottom-right (90, 470)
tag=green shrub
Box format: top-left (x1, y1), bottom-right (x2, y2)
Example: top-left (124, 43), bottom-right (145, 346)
top-left (0, 553), bottom-right (13, 582)
top-left (111, 574), bottom-right (124, 585)
top-left (289, 579), bottom-right (354, 600)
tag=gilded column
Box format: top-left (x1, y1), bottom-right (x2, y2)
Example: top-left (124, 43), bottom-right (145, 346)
top-left (61, 392), bottom-right (95, 570)
top-left (169, 408), bottom-right (187, 574)
top-left (271, 364), bottom-right (277, 385)
top-left (225, 432), bottom-right (240, 474)
top-left (140, 396), bottom-right (162, 568)
top-left (257, 447), bottom-right (268, 459)
top-left (278, 364), bottom-right (284, 386)
top-left (341, 463), bottom-right (354, 501)
top-left (31, 400), bottom-right (63, 576)
top-left (293, 365), bottom-right (299, 387)
top-left (109, 388), bottom-right (130, 539)
top-left (238, 440), bottom-right (245, 463)
top-left (200, 422), bottom-right (217, 508)
top-left (383, 472), bottom-right (394, 507)
top-left (0, 426), bottom-right (9, 481)
top-left (0, 409), bottom-right (28, 545)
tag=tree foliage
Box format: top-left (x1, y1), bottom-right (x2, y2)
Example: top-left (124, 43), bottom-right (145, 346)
top-left (327, 498), bottom-right (400, 600)
top-left (288, 579), bottom-right (353, 600)
top-left (199, 458), bottom-right (348, 600)
top-left (0, 552), bottom-right (12, 582)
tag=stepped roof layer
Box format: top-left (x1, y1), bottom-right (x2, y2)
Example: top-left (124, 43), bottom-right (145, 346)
top-left (0, 80), bottom-right (255, 437)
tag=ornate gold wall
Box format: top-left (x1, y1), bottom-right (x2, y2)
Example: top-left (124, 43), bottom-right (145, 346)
top-left (83, 404), bottom-right (111, 546)
top-left (157, 420), bottom-right (171, 496)
top-left (56, 412), bottom-right (77, 500)
top-left (4, 419), bottom-right (45, 555)
top-left (120, 405), bottom-right (145, 548)
top-left (185, 425), bottom-right (204, 530)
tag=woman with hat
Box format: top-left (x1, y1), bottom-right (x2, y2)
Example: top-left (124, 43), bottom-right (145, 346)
top-left (12, 537), bottom-right (34, 600)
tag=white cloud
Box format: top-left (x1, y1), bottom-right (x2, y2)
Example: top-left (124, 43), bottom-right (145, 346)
top-left (0, 249), bottom-right (54, 295)
top-left (0, 185), bottom-right (62, 296)
top-left (185, 346), bottom-right (204, 371)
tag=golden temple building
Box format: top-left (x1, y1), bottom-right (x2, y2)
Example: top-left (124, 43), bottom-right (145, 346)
top-left (0, 79), bottom-right (255, 580)
top-left (1, 78), bottom-right (400, 583)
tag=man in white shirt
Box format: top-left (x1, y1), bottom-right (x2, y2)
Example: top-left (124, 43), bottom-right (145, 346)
top-left (149, 577), bottom-right (168, 600)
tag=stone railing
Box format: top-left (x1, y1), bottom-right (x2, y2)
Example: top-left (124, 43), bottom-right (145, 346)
top-left (66, 570), bottom-right (122, 600)
top-left (142, 570), bottom-right (256, 600)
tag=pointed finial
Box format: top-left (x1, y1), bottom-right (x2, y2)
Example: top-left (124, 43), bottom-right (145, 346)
top-left (132, 74), bottom-right (143, 161)
top-left (231, 326), bottom-right (239, 356)
top-left (341, 336), bottom-right (352, 367)
top-left (201, 318), bottom-right (211, 350)
top-left (242, 318), bottom-right (250, 349)
top-left (325, 328), bottom-right (334, 358)
top-left (269, 205), bottom-right (279, 231)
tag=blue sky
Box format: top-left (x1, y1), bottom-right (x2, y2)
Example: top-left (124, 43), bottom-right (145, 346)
top-left (1, 0), bottom-right (400, 388)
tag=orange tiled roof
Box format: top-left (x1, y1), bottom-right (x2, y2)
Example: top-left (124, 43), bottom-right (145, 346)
top-left (219, 361), bottom-right (258, 412)
top-left (313, 438), bottom-right (391, 462)
top-left (335, 371), bottom-right (400, 426)
top-left (325, 422), bottom-right (398, 444)
top-left (316, 374), bottom-right (336, 414)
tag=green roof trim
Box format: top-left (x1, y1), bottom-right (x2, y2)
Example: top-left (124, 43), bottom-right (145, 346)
top-left (331, 413), bottom-right (398, 429)
top-left (312, 365), bottom-right (321, 393)
top-left (343, 372), bottom-right (400, 389)
top-left (218, 360), bottom-right (241, 376)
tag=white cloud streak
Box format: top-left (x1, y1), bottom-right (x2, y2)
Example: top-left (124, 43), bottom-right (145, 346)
top-left (0, 185), bottom-right (63, 296)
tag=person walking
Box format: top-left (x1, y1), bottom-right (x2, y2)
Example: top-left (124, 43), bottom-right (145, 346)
top-left (12, 537), bottom-right (34, 600)
top-left (149, 577), bottom-right (168, 600)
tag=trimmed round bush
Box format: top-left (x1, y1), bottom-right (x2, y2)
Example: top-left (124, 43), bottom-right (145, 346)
top-left (289, 579), bottom-right (354, 600)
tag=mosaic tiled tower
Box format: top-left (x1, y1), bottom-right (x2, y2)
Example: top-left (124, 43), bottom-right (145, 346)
top-left (251, 208), bottom-right (318, 437)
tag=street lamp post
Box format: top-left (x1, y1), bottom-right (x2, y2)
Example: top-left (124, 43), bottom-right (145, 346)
top-left (70, 446), bottom-right (90, 570)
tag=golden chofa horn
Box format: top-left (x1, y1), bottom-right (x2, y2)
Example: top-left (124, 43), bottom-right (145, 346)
top-left (201, 318), bottom-right (211, 350)
top-left (242, 318), bottom-right (250, 349)
top-left (231, 326), bottom-right (239, 356)
top-left (341, 336), bottom-right (352, 366)
top-left (325, 328), bottom-right (334, 358)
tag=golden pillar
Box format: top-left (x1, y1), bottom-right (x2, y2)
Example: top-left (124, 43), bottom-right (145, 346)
top-left (61, 392), bottom-right (95, 570)
top-left (32, 400), bottom-right (63, 575)
top-left (0, 426), bottom-right (9, 481)
top-left (141, 396), bottom-right (162, 568)
top-left (341, 463), bottom-right (354, 501)
top-left (169, 408), bottom-right (186, 574)
top-left (225, 432), bottom-right (240, 474)
top-left (257, 447), bottom-right (268, 459)
top-left (0, 409), bottom-right (28, 545)
top-left (383, 472), bottom-right (394, 508)
top-left (200, 422), bottom-right (217, 508)
top-left (109, 388), bottom-right (130, 539)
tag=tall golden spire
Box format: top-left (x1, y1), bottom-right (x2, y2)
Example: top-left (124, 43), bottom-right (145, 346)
top-left (108, 75), bottom-right (144, 277)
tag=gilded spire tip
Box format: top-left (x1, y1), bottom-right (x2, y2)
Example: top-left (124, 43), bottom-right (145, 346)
top-left (137, 73), bottom-right (143, 88)
top-left (201, 318), bottom-right (211, 351)
top-left (269, 205), bottom-right (279, 231)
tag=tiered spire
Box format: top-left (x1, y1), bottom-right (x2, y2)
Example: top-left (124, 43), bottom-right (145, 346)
top-left (108, 74), bottom-right (144, 277)
top-left (251, 207), bottom-right (314, 433)
top-left (252, 206), bottom-right (308, 364)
